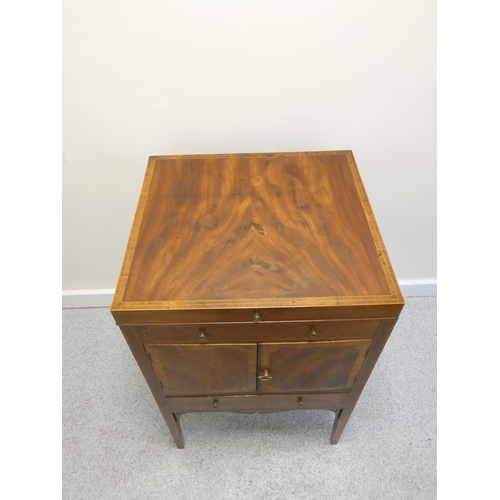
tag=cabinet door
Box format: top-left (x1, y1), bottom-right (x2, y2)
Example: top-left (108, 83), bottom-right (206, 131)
top-left (146, 344), bottom-right (257, 396)
top-left (257, 340), bottom-right (371, 393)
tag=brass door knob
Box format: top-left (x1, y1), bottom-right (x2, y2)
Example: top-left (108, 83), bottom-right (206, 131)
top-left (253, 312), bottom-right (261, 323)
top-left (199, 329), bottom-right (206, 340)
top-left (258, 369), bottom-right (272, 381)
top-left (213, 398), bottom-right (219, 408)
top-left (297, 396), bottom-right (303, 406)
top-left (310, 328), bottom-right (317, 338)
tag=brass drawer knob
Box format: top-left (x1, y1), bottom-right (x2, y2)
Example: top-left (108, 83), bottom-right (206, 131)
top-left (213, 398), bottom-right (219, 408)
top-left (253, 312), bottom-right (261, 323)
top-left (310, 328), bottom-right (318, 338)
top-left (258, 369), bottom-right (272, 381)
top-left (199, 329), bottom-right (206, 340)
top-left (297, 396), bottom-right (303, 406)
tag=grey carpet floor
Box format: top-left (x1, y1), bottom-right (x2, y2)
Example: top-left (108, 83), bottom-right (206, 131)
top-left (62, 297), bottom-right (436, 500)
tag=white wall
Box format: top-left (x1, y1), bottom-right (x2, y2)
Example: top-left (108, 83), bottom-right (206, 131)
top-left (63, 0), bottom-right (436, 290)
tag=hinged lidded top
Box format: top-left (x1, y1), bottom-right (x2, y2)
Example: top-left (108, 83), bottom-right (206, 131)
top-left (111, 151), bottom-right (404, 324)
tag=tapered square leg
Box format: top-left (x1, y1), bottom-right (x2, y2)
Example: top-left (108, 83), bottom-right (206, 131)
top-left (162, 410), bottom-right (185, 449)
top-left (330, 409), bottom-right (347, 445)
top-left (118, 327), bottom-right (185, 448)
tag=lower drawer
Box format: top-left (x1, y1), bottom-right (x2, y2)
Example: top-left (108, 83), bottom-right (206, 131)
top-left (168, 392), bottom-right (349, 414)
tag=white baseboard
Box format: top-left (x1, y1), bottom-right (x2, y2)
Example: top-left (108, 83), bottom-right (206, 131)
top-left (62, 289), bottom-right (115, 309)
top-left (398, 279), bottom-right (437, 298)
top-left (62, 280), bottom-right (437, 309)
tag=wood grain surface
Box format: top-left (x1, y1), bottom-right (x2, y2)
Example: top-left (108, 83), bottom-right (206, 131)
top-left (111, 152), bottom-right (405, 447)
top-left (137, 319), bottom-right (383, 344)
top-left (168, 392), bottom-right (350, 414)
top-left (112, 151), bottom-right (403, 319)
top-left (146, 343), bottom-right (257, 396)
top-left (258, 340), bottom-right (371, 393)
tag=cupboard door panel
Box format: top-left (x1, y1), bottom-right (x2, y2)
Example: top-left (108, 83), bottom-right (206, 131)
top-left (146, 343), bottom-right (257, 396)
top-left (258, 340), bottom-right (371, 393)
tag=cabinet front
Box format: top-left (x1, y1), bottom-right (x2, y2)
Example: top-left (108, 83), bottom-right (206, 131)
top-left (146, 343), bottom-right (257, 396)
top-left (145, 339), bottom-right (371, 398)
top-left (257, 340), bottom-right (371, 393)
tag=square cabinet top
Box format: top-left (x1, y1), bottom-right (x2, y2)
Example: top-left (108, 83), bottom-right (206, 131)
top-left (111, 151), bottom-right (403, 323)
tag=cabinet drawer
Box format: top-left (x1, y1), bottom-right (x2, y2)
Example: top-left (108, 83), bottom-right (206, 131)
top-left (168, 392), bottom-right (350, 414)
top-left (137, 319), bottom-right (382, 344)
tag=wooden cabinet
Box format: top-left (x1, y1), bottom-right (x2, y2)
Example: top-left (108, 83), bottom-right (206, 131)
top-left (111, 151), bottom-right (404, 448)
